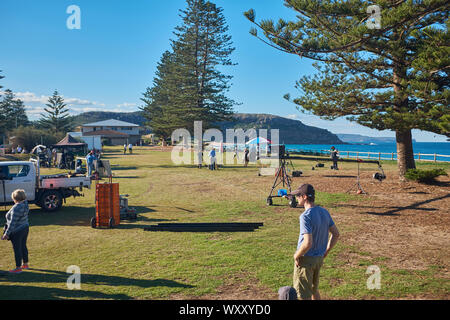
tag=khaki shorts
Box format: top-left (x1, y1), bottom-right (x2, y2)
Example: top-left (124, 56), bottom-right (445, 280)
top-left (293, 256), bottom-right (324, 299)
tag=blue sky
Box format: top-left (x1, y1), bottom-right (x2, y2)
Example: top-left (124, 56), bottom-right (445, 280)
top-left (0, 0), bottom-right (447, 142)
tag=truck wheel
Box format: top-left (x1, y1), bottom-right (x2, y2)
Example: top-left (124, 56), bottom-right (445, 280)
top-left (90, 217), bottom-right (97, 228)
top-left (41, 190), bottom-right (63, 212)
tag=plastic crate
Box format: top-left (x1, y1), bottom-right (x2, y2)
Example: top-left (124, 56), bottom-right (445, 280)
top-left (95, 183), bottom-right (120, 227)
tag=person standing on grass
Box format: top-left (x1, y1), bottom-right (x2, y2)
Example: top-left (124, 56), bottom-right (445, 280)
top-left (1, 189), bottom-right (30, 274)
top-left (86, 150), bottom-right (96, 176)
top-left (330, 146), bottom-right (339, 170)
top-left (208, 147), bottom-right (216, 170)
top-left (124, 143), bottom-right (127, 154)
top-left (291, 184), bottom-right (340, 300)
top-left (244, 147), bottom-right (249, 167)
top-left (128, 143), bottom-right (133, 154)
top-left (197, 149), bottom-right (203, 169)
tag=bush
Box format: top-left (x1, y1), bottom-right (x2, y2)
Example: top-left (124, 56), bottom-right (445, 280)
top-left (9, 126), bottom-right (65, 152)
top-left (405, 168), bottom-right (448, 183)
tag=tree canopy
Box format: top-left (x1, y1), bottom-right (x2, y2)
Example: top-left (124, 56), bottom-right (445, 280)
top-left (141, 0), bottom-right (236, 140)
top-left (39, 90), bottom-right (73, 134)
top-left (245, 0), bottom-right (449, 178)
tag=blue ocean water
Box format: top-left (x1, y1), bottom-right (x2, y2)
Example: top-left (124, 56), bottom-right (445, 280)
top-left (285, 142), bottom-right (450, 162)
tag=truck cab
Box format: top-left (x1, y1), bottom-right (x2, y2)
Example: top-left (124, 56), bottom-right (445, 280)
top-left (0, 159), bottom-right (91, 212)
top-left (0, 161), bottom-right (36, 203)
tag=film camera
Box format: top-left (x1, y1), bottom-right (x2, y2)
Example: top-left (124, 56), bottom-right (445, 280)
top-left (277, 145), bottom-right (287, 159)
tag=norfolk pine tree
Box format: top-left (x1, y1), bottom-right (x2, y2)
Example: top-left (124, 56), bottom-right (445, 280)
top-left (39, 90), bottom-right (73, 134)
top-left (0, 89), bottom-right (29, 135)
top-left (245, 0), bottom-right (449, 180)
top-left (141, 0), bottom-right (236, 140)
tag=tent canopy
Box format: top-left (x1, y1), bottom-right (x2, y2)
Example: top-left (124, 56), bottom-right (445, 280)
top-left (53, 134), bottom-right (87, 147)
top-left (246, 137), bottom-right (272, 145)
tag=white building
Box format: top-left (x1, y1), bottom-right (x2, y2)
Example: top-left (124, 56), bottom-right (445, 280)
top-left (80, 119), bottom-right (141, 145)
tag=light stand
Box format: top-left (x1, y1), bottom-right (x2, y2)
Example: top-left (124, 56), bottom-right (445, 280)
top-left (266, 157), bottom-right (297, 207)
top-left (347, 159), bottom-right (367, 195)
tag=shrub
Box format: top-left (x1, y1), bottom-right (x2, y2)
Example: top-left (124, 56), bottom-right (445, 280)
top-left (405, 168), bottom-right (448, 183)
top-left (9, 126), bottom-right (65, 152)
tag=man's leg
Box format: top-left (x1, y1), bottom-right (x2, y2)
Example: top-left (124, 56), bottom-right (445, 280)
top-left (293, 260), bottom-right (315, 300)
top-left (311, 257), bottom-right (324, 300)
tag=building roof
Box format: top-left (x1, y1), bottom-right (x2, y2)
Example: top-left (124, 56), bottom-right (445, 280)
top-left (54, 134), bottom-right (87, 147)
top-left (82, 119), bottom-right (139, 127)
top-left (83, 130), bottom-right (129, 138)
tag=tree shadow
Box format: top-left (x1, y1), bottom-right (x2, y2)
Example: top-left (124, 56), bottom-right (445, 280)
top-left (110, 166), bottom-right (138, 171)
top-left (0, 284), bottom-right (130, 300)
top-left (111, 176), bottom-right (140, 179)
top-left (322, 175), bottom-right (357, 179)
top-left (360, 193), bottom-right (449, 216)
top-left (0, 269), bottom-right (194, 299)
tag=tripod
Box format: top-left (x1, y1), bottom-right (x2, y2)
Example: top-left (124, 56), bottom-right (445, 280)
top-left (347, 160), bottom-right (367, 194)
top-left (266, 158), bottom-right (297, 207)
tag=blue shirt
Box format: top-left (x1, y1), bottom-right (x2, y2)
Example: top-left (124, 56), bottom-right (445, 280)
top-left (297, 206), bottom-right (335, 257)
top-left (86, 154), bottom-right (95, 165)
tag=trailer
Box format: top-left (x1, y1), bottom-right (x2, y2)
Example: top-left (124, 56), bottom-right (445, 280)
top-left (0, 159), bottom-right (91, 212)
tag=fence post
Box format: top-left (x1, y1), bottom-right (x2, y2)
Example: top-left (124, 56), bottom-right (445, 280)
top-left (434, 154), bottom-right (437, 162)
top-left (379, 152), bottom-right (381, 161)
top-left (418, 153), bottom-right (420, 161)
top-left (391, 153), bottom-right (394, 161)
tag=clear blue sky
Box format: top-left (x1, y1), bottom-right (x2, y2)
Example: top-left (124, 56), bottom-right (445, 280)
top-left (0, 0), bottom-right (446, 142)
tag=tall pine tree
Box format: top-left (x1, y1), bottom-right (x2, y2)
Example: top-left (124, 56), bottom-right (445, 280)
top-left (39, 90), bottom-right (73, 134)
top-left (142, 0), bottom-right (236, 140)
top-left (0, 89), bottom-right (29, 136)
top-left (245, 0), bottom-right (449, 180)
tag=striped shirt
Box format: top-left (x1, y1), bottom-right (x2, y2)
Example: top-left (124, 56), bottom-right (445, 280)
top-left (4, 200), bottom-right (29, 237)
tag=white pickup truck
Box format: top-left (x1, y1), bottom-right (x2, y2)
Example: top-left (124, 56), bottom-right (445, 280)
top-left (0, 159), bottom-right (91, 212)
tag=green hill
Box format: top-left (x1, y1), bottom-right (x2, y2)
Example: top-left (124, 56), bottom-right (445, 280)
top-left (71, 111), bottom-right (343, 144)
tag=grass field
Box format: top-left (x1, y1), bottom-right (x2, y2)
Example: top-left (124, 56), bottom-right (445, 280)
top-left (0, 146), bottom-right (449, 300)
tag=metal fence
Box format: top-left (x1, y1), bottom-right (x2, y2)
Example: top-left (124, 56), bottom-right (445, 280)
top-left (336, 151), bottom-right (450, 163)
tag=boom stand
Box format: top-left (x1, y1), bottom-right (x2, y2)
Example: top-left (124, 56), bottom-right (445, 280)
top-left (347, 160), bottom-right (367, 194)
top-left (266, 158), bottom-right (297, 207)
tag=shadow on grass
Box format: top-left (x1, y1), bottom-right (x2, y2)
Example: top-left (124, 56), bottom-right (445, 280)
top-left (343, 193), bottom-right (449, 216)
top-left (15, 206), bottom-right (164, 228)
top-left (322, 175), bottom-right (357, 179)
top-left (0, 269), bottom-right (194, 299)
top-left (0, 283), bottom-right (131, 300)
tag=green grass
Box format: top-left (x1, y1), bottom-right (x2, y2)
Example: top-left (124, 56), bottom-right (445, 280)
top-left (0, 146), bottom-right (447, 300)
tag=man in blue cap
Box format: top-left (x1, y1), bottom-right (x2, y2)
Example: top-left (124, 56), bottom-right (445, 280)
top-left (291, 184), bottom-right (340, 300)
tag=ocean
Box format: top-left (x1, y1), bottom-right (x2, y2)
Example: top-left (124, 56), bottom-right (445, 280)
top-left (285, 142), bottom-right (450, 162)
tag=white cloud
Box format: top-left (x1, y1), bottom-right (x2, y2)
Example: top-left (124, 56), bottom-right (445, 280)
top-left (285, 114), bottom-right (299, 120)
top-left (116, 102), bottom-right (137, 109)
top-left (14, 91), bottom-right (105, 107)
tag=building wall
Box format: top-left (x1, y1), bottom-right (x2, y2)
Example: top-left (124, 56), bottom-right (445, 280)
top-left (82, 126), bottom-right (139, 135)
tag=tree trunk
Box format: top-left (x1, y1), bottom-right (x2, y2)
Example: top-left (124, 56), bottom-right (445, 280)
top-left (396, 129), bottom-right (416, 181)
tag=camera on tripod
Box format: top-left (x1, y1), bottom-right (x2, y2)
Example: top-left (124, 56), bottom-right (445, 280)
top-left (277, 145), bottom-right (287, 159)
